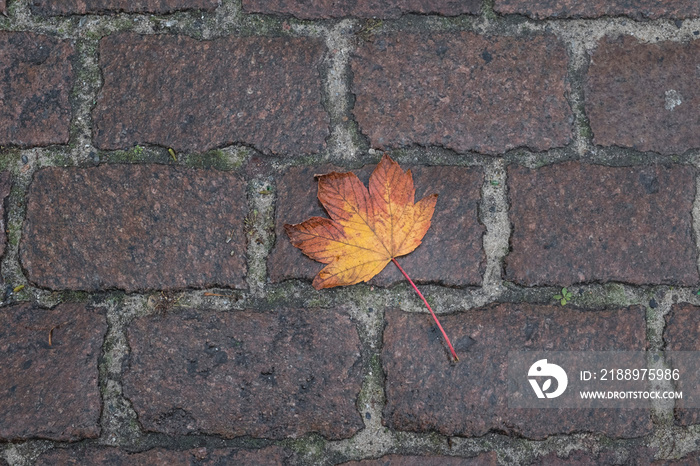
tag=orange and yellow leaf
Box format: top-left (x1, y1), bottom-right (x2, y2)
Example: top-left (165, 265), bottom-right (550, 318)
top-left (285, 155), bottom-right (437, 290)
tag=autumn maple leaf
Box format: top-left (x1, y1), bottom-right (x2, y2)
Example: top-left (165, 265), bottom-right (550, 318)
top-left (285, 155), bottom-right (458, 361)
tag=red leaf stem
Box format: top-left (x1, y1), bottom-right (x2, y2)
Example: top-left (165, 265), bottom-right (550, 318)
top-left (391, 258), bottom-right (459, 362)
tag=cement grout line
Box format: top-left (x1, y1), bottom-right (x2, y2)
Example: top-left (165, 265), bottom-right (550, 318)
top-left (245, 177), bottom-right (277, 297)
top-left (96, 296), bottom-right (147, 446)
top-left (1, 440), bottom-right (53, 466)
top-left (65, 35), bottom-right (102, 166)
top-left (478, 158), bottom-right (509, 302)
top-left (323, 19), bottom-right (361, 162)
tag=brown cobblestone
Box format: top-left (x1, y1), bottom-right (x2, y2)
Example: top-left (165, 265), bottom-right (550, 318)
top-left (93, 33), bottom-right (328, 155)
top-left (494, 0), bottom-right (699, 19)
top-left (31, 0), bottom-right (218, 15)
top-left (664, 303), bottom-right (700, 426)
top-left (0, 32), bottom-right (73, 147)
top-left (652, 454), bottom-right (700, 466)
top-left (339, 452), bottom-right (498, 465)
top-left (0, 304), bottom-right (106, 441)
top-left (506, 162), bottom-right (698, 286)
top-left (269, 163), bottom-right (485, 287)
top-left (538, 448), bottom-right (658, 465)
top-left (20, 165), bottom-right (247, 292)
top-left (35, 446), bottom-right (290, 465)
top-left (586, 36), bottom-right (700, 155)
top-left (352, 32), bottom-right (571, 155)
top-left (383, 305), bottom-right (650, 439)
top-left (242, 0), bottom-right (480, 19)
top-left (123, 307), bottom-right (363, 439)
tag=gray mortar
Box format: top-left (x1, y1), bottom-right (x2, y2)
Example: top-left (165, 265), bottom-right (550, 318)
top-left (4, 2), bottom-right (700, 465)
top-left (96, 295), bottom-right (148, 447)
top-left (2, 441), bottom-right (53, 466)
top-left (323, 20), bottom-right (361, 161)
top-left (246, 177), bottom-right (276, 297)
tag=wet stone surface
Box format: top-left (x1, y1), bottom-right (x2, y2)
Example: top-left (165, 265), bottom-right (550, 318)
top-left (664, 303), bottom-right (700, 426)
top-left (382, 305), bottom-right (651, 439)
top-left (0, 32), bottom-right (74, 147)
top-left (31, 0), bottom-right (217, 15)
top-left (494, 0), bottom-right (699, 19)
top-left (0, 303), bottom-right (106, 441)
top-left (242, 0), bottom-right (480, 18)
top-left (123, 307), bottom-right (364, 439)
top-left (586, 36), bottom-right (700, 155)
top-left (20, 165), bottom-right (247, 292)
top-left (339, 453), bottom-right (499, 465)
top-left (352, 32), bottom-right (571, 155)
top-left (269, 163), bottom-right (485, 287)
top-left (93, 33), bottom-right (329, 155)
top-left (35, 446), bottom-right (291, 465)
top-left (506, 162), bottom-right (698, 286)
top-left (537, 447), bottom-right (660, 465)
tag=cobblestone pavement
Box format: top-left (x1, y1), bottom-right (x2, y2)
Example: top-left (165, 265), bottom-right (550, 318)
top-left (2, 0), bottom-right (700, 464)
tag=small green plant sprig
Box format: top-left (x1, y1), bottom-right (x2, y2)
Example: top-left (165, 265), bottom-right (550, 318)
top-left (554, 287), bottom-right (573, 306)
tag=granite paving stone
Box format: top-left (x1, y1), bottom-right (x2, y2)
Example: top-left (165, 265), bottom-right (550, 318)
top-left (383, 304), bottom-right (651, 439)
top-left (586, 36), bottom-right (700, 155)
top-left (93, 33), bottom-right (328, 155)
top-left (494, 0), bottom-right (699, 19)
top-left (537, 447), bottom-right (660, 465)
top-left (123, 307), bottom-right (363, 439)
top-left (269, 163), bottom-right (485, 287)
top-left (339, 452), bottom-right (499, 465)
top-left (35, 446), bottom-right (291, 465)
top-left (506, 162), bottom-right (698, 286)
top-left (352, 32), bottom-right (571, 155)
top-left (242, 0), bottom-right (480, 18)
top-left (20, 165), bottom-right (247, 292)
top-left (31, 0), bottom-right (218, 15)
top-left (0, 32), bottom-right (73, 147)
top-left (664, 303), bottom-right (700, 426)
top-left (0, 303), bottom-right (106, 441)
top-left (652, 453), bottom-right (700, 466)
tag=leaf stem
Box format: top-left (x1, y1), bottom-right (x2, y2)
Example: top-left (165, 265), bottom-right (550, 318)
top-left (391, 258), bottom-right (459, 362)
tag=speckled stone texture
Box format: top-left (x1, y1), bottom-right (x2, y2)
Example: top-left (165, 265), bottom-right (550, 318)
top-left (0, 172), bottom-right (12, 260)
top-left (494, 0), bottom-right (699, 19)
top-left (269, 163), bottom-right (485, 287)
top-left (506, 162), bottom-right (698, 286)
top-left (586, 36), bottom-right (700, 155)
top-left (0, 32), bottom-right (73, 147)
top-left (0, 303), bottom-right (106, 441)
top-left (664, 303), bottom-right (700, 426)
top-left (352, 32), bottom-right (571, 155)
top-left (537, 448), bottom-right (660, 465)
top-left (382, 305), bottom-right (651, 439)
top-left (242, 0), bottom-right (480, 18)
top-left (31, 0), bottom-right (218, 15)
top-left (339, 453), bottom-right (499, 465)
top-left (35, 446), bottom-right (291, 465)
top-left (20, 165), bottom-right (247, 292)
top-left (93, 33), bottom-right (328, 155)
top-left (123, 308), bottom-right (363, 439)
top-left (652, 453), bottom-right (700, 465)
